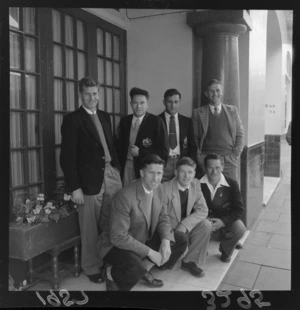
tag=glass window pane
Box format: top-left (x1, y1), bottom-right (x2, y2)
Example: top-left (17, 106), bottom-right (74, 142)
top-left (114, 89), bottom-right (120, 113)
top-left (29, 186), bottom-right (41, 195)
top-left (77, 20), bottom-right (85, 50)
top-left (10, 112), bottom-right (23, 148)
top-left (52, 10), bottom-right (61, 42)
top-left (54, 79), bottom-right (63, 110)
top-left (25, 37), bottom-right (36, 72)
top-left (12, 189), bottom-right (27, 207)
top-left (23, 7), bottom-right (35, 34)
top-left (66, 82), bottom-right (75, 111)
top-left (105, 32), bottom-right (112, 58)
top-left (11, 152), bottom-right (24, 187)
top-left (10, 72), bottom-right (21, 109)
top-left (25, 75), bottom-right (37, 109)
top-left (114, 63), bottom-right (120, 87)
top-left (56, 147), bottom-right (64, 177)
top-left (106, 60), bottom-right (112, 85)
top-left (9, 7), bottom-right (20, 29)
top-left (99, 87), bottom-right (105, 110)
top-left (65, 15), bottom-right (74, 46)
top-left (97, 28), bottom-right (103, 55)
top-left (106, 88), bottom-right (113, 113)
top-left (28, 150), bottom-right (41, 183)
top-left (27, 113), bottom-right (39, 146)
top-left (54, 114), bottom-right (63, 144)
top-left (10, 32), bottom-right (21, 69)
top-left (66, 48), bottom-right (74, 79)
top-left (113, 35), bottom-right (120, 60)
top-left (53, 45), bottom-right (63, 76)
top-left (97, 58), bottom-right (104, 84)
top-left (78, 52), bottom-right (86, 80)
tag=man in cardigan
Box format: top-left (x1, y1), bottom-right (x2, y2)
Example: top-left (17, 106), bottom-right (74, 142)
top-left (60, 76), bottom-right (122, 283)
top-left (117, 87), bottom-right (169, 186)
top-left (162, 157), bottom-right (211, 277)
top-left (192, 79), bottom-right (244, 180)
top-left (100, 154), bottom-right (188, 291)
top-left (158, 89), bottom-right (198, 182)
top-left (200, 153), bottom-right (246, 263)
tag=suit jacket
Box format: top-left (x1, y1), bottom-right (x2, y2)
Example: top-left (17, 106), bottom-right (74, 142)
top-left (60, 106), bottom-right (120, 195)
top-left (159, 112), bottom-right (197, 162)
top-left (163, 178), bottom-right (208, 232)
top-left (192, 104), bottom-right (244, 158)
top-left (98, 179), bottom-right (175, 260)
top-left (200, 175), bottom-right (244, 226)
top-left (117, 112), bottom-right (169, 178)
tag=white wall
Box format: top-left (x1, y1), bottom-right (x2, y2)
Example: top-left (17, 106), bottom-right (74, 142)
top-left (126, 10), bottom-right (194, 116)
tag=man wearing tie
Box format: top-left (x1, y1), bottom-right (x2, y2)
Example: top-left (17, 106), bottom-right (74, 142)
top-left (192, 79), bottom-right (244, 180)
top-left (117, 87), bottom-right (169, 186)
top-left (60, 77), bottom-right (122, 283)
top-left (162, 157), bottom-right (211, 277)
top-left (159, 89), bottom-right (197, 182)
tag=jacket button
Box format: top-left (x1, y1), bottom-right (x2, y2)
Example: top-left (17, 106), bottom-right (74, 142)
top-left (102, 156), bottom-right (105, 159)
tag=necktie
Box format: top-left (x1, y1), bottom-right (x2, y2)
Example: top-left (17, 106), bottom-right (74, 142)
top-left (214, 107), bottom-right (218, 115)
top-left (134, 117), bottom-right (141, 130)
top-left (169, 115), bottom-right (177, 149)
top-left (129, 117), bottom-right (141, 147)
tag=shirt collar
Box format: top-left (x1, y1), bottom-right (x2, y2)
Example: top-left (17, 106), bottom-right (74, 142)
top-left (177, 181), bottom-right (190, 192)
top-left (82, 105), bottom-right (97, 115)
top-left (208, 104), bottom-right (222, 114)
top-left (141, 182), bottom-right (153, 195)
top-left (200, 173), bottom-right (229, 188)
top-left (164, 111), bottom-right (178, 120)
top-left (132, 113), bottom-right (145, 125)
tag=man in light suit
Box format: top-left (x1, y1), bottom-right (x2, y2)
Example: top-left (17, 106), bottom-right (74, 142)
top-left (192, 79), bottom-right (244, 180)
top-left (158, 89), bottom-right (198, 182)
top-left (60, 76), bottom-right (122, 284)
top-left (163, 157), bottom-right (211, 277)
top-left (100, 154), bottom-right (188, 291)
top-left (117, 87), bottom-right (169, 186)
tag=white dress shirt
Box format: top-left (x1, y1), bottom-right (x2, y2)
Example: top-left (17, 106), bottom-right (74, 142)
top-left (200, 173), bottom-right (229, 200)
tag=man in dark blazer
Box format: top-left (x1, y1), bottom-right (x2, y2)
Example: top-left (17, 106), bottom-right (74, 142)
top-left (192, 79), bottom-right (244, 180)
top-left (200, 153), bottom-right (246, 263)
top-left (117, 87), bottom-right (169, 186)
top-left (60, 76), bottom-right (122, 284)
top-left (99, 154), bottom-right (188, 291)
top-left (159, 89), bottom-right (197, 182)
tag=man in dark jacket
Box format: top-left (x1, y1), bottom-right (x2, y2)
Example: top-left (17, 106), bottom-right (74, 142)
top-left (60, 76), bottom-right (122, 283)
top-left (117, 87), bottom-right (169, 186)
top-left (200, 153), bottom-right (246, 263)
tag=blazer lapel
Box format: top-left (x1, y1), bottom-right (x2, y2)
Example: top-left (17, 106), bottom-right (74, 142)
top-left (79, 107), bottom-right (101, 144)
top-left (178, 114), bottom-right (184, 153)
top-left (199, 105), bottom-right (209, 136)
top-left (150, 189), bottom-right (161, 237)
top-left (97, 110), bottom-right (113, 151)
top-left (222, 105), bottom-right (234, 140)
top-left (186, 180), bottom-right (196, 215)
top-left (136, 180), bottom-right (151, 229)
top-left (171, 180), bottom-right (181, 222)
top-left (136, 112), bottom-right (149, 141)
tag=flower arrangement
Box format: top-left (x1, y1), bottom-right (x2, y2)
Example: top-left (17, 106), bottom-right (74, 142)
top-left (12, 192), bottom-right (78, 226)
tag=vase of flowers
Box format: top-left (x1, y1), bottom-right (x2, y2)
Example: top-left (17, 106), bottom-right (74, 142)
top-left (9, 192), bottom-right (80, 261)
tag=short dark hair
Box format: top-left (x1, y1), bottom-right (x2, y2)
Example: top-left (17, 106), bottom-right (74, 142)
top-left (176, 157), bottom-right (196, 169)
top-left (140, 153), bottom-right (165, 169)
top-left (79, 76), bottom-right (99, 93)
top-left (207, 79), bottom-right (222, 88)
top-left (164, 88), bottom-right (181, 100)
top-left (129, 87), bottom-right (149, 100)
top-left (204, 153), bottom-right (224, 167)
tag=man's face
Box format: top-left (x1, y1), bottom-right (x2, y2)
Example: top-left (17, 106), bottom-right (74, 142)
top-left (176, 164), bottom-right (196, 188)
top-left (130, 95), bottom-right (148, 117)
top-left (140, 164), bottom-right (164, 191)
top-left (205, 83), bottom-right (223, 107)
top-left (80, 86), bottom-right (99, 112)
top-left (206, 159), bottom-right (223, 185)
top-left (164, 94), bottom-right (181, 115)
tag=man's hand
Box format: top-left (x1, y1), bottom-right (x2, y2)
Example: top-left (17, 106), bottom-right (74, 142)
top-left (210, 218), bottom-right (225, 231)
top-left (72, 188), bottom-right (84, 205)
top-left (130, 145), bottom-right (139, 157)
top-left (147, 249), bottom-right (163, 266)
top-left (159, 239), bottom-right (171, 265)
top-left (175, 223), bottom-right (187, 234)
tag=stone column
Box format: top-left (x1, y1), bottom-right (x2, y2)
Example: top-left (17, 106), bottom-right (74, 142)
top-left (187, 10), bottom-right (250, 108)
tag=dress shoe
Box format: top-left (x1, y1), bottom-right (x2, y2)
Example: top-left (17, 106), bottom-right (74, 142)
top-left (87, 273), bottom-right (104, 284)
top-left (235, 242), bottom-right (243, 250)
top-left (219, 245), bottom-right (231, 263)
top-left (181, 261), bottom-right (205, 278)
top-left (141, 271), bottom-right (164, 288)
